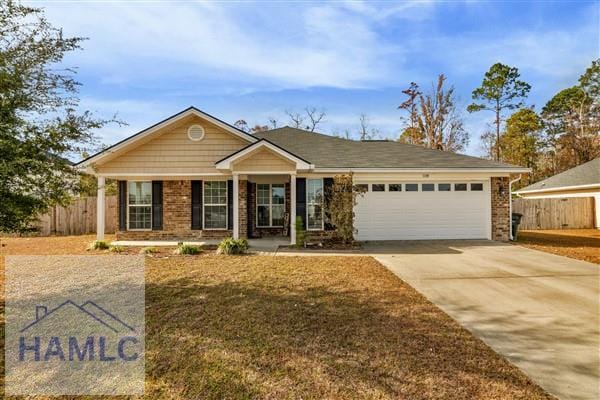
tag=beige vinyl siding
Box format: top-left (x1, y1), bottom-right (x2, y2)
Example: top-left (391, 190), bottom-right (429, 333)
top-left (96, 115), bottom-right (248, 174)
top-left (232, 148), bottom-right (296, 172)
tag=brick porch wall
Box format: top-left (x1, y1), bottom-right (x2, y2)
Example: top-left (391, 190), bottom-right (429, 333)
top-left (239, 179), bottom-right (248, 239)
top-left (116, 180), bottom-right (232, 240)
top-left (491, 176), bottom-right (510, 241)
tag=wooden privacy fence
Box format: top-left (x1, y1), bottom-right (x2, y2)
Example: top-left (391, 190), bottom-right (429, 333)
top-left (35, 196), bottom-right (117, 236)
top-left (512, 197), bottom-right (595, 230)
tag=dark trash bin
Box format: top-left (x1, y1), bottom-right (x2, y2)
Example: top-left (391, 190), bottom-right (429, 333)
top-left (511, 212), bottom-right (523, 241)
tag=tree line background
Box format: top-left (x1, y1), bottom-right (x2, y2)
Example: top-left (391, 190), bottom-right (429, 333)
top-left (237, 61), bottom-right (600, 190)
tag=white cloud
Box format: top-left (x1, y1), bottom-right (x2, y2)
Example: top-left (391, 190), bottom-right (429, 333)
top-left (38, 1), bottom-right (408, 89)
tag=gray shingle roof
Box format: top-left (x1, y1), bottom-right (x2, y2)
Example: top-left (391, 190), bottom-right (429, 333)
top-left (517, 158), bottom-right (600, 193)
top-left (254, 127), bottom-right (526, 170)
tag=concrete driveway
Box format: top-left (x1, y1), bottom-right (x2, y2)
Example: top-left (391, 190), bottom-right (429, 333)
top-left (366, 240), bottom-right (600, 400)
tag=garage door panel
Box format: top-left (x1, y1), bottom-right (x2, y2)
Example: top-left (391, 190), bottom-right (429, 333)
top-left (354, 182), bottom-right (489, 240)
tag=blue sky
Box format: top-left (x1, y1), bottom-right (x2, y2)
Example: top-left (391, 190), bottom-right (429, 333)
top-left (34, 0), bottom-right (599, 156)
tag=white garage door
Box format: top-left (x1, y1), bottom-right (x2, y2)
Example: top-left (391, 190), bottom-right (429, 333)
top-left (354, 181), bottom-right (490, 240)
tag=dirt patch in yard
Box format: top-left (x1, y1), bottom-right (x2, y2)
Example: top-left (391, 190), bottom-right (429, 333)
top-left (517, 229), bottom-right (600, 264)
top-left (0, 236), bottom-right (554, 399)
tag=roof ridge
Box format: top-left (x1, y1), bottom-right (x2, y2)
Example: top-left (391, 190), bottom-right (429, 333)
top-left (261, 126), bottom-right (355, 142)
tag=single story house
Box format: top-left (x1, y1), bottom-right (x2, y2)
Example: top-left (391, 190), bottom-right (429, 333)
top-left (76, 107), bottom-right (529, 244)
top-left (515, 158), bottom-right (600, 229)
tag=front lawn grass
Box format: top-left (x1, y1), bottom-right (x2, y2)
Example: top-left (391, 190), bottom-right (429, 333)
top-left (0, 236), bottom-right (553, 399)
top-left (518, 229), bottom-right (600, 264)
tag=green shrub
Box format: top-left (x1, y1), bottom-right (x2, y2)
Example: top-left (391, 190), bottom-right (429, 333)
top-left (295, 216), bottom-right (306, 248)
top-left (175, 244), bottom-right (202, 255)
top-left (88, 240), bottom-right (109, 250)
top-left (140, 246), bottom-right (157, 254)
top-left (217, 237), bottom-right (248, 255)
top-left (109, 245), bottom-right (125, 253)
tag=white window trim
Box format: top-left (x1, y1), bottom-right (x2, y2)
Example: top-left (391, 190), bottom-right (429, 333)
top-left (202, 180), bottom-right (228, 230)
top-left (127, 180), bottom-right (152, 231)
top-left (306, 178), bottom-right (325, 231)
top-left (256, 183), bottom-right (285, 228)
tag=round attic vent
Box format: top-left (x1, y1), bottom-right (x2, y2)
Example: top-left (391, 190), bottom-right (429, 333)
top-left (187, 124), bottom-right (205, 141)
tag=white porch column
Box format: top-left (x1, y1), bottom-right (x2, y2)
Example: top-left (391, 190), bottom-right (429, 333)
top-left (233, 174), bottom-right (239, 239)
top-left (96, 176), bottom-right (105, 240)
top-left (290, 174), bottom-right (297, 245)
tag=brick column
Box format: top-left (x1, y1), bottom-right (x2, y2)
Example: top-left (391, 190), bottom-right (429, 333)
top-left (238, 179), bottom-right (248, 239)
top-left (163, 180), bottom-right (191, 232)
top-left (491, 177), bottom-right (510, 241)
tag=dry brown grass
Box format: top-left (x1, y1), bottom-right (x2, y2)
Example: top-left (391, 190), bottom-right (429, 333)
top-left (0, 235), bottom-right (553, 399)
top-left (518, 229), bottom-right (600, 264)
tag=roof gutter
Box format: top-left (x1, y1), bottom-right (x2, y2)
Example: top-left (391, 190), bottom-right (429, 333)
top-left (515, 183), bottom-right (600, 195)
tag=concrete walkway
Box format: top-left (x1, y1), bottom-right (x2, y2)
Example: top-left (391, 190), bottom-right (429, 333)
top-left (365, 240), bottom-right (599, 400)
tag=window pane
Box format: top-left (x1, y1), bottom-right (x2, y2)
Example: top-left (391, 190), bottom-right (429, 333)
top-left (205, 181), bottom-right (227, 205)
top-left (422, 183), bottom-right (435, 192)
top-left (129, 206), bottom-right (151, 229)
top-left (389, 184), bottom-right (402, 192)
top-left (307, 179), bottom-right (324, 230)
top-left (355, 184), bottom-right (368, 192)
top-left (257, 205), bottom-right (270, 227)
top-left (128, 181), bottom-right (152, 205)
top-left (204, 205), bottom-right (227, 229)
top-left (438, 183), bottom-right (451, 191)
top-left (372, 184), bottom-right (385, 192)
top-left (471, 183), bottom-right (484, 191)
top-left (272, 184), bottom-right (285, 205)
top-left (307, 179), bottom-right (323, 204)
top-left (307, 205), bottom-right (322, 230)
top-left (257, 184), bottom-right (270, 205)
top-left (405, 183), bottom-right (418, 192)
top-left (454, 183), bottom-right (467, 191)
top-left (271, 205), bottom-right (284, 226)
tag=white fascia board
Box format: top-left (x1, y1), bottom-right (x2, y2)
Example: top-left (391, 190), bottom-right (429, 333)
top-left (516, 183), bottom-right (600, 195)
top-left (216, 140), bottom-right (312, 171)
top-left (312, 167), bottom-right (531, 174)
top-left (77, 108), bottom-right (256, 169)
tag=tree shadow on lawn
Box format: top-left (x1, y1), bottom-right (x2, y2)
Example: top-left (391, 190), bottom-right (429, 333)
top-left (144, 275), bottom-right (554, 400)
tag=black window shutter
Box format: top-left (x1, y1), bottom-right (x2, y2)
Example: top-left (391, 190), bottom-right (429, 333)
top-left (227, 180), bottom-right (233, 230)
top-left (118, 180), bottom-right (127, 231)
top-left (152, 181), bottom-right (163, 230)
top-left (191, 180), bottom-right (202, 230)
top-left (296, 178), bottom-right (306, 230)
top-left (323, 177), bottom-right (334, 230)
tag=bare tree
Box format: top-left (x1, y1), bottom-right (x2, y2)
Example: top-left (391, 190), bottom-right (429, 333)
top-left (398, 82), bottom-right (421, 130)
top-left (285, 109), bottom-right (305, 129)
top-left (358, 114), bottom-right (380, 140)
top-left (267, 117), bottom-right (278, 129)
top-left (234, 119), bottom-right (249, 132)
top-left (304, 107), bottom-right (326, 132)
top-left (398, 74), bottom-right (469, 153)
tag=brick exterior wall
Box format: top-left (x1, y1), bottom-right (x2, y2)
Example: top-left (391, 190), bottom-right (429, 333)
top-left (491, 176), bottom-right (510, 241)
top-left (116, 180), bottom-right (232, 240)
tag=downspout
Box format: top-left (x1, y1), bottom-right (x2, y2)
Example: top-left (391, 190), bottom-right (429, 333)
top-left (509, 174), bottom-right (522, 241)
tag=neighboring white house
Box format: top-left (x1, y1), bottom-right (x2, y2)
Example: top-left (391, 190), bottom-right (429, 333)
top-left (515, 158), bottom-right (600, 229)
